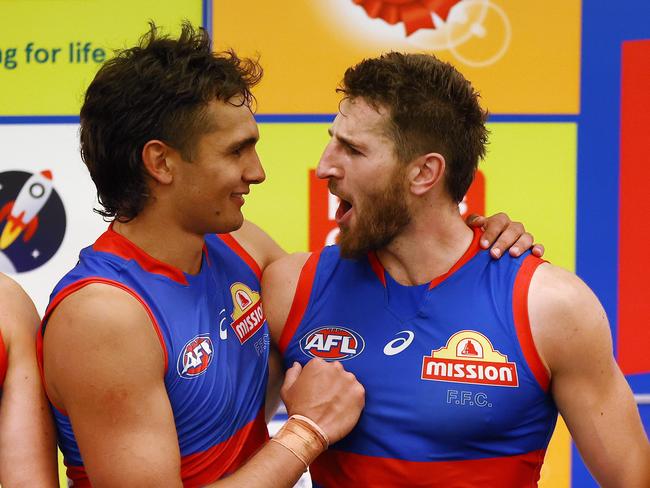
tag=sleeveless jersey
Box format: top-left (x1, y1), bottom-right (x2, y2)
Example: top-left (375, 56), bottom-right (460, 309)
top-left (37, 226), bottom-right (270, 487)
top-left (279, 229), bottom-right (557, 488)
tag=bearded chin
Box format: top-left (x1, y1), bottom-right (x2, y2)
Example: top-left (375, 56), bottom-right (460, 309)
top-left (337, 185), bottom-right (411, 259)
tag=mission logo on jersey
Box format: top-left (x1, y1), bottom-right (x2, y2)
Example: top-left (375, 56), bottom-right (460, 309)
top-left (421, 330), bottom-right (519, 387)
top-left (230, 282), bottom-right (265, 344)
top-left (300, 326), bottom-right (365, 361)
top-left (177, 335), bottom-right (214, 379)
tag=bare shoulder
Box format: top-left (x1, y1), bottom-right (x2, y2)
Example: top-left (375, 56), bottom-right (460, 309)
top-left (45, 282), bottom-right (159, 347)
top-left (261, 252), bottom-right (311, 342)
top-left (0, 273), bottom-right (40, 341)
top-left (528, 263), bottom-right (611, 373)
top-left (230, 220), bottom-right (287, 271)
top-left (43, 283), bottom-right (165, 404)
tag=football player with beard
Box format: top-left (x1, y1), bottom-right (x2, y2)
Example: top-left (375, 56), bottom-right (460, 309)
top-left (263, 52), bottom-right (650, 487)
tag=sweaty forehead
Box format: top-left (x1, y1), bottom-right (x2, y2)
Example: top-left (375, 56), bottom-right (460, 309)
top-left (335, 97), bottom-right (391, 140)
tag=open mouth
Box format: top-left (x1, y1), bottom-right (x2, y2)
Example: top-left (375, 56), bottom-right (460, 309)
top-left (335, 198), bottom-right (353, 225)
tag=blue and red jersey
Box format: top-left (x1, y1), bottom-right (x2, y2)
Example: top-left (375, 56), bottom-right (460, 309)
top-left (37, 226), bottom-right (270, 487)
top-left (279, 228), bottom-right (557, 487)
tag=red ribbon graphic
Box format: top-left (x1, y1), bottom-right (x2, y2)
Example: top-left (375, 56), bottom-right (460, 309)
top-left (353, 0), bottom-right (462, 36)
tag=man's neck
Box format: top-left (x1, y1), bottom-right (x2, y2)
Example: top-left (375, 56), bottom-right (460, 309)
top-left (376, 205), bottom-right (474, 286)
top-left (112, 209), bottom-right (205, 275)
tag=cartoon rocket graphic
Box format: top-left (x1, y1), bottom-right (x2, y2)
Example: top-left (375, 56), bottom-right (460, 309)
top-left (0, 170), bottom-right (54, 250)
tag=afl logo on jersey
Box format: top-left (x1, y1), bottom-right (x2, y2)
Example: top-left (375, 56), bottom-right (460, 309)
top-left (300, 326), bottom-right (365, 361)
top-left (177, 335), bottom-right (214, 379)
top-left (421, 330), bottom-right (519, 387)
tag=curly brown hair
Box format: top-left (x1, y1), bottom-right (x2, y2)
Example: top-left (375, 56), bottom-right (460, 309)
top-left (338, 52), bottom-right (488, 203)
top-left (80, 22), bottom-right (262, 221)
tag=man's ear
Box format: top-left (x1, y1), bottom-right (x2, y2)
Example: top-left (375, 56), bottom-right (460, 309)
top-left (407, 153), bottom-right (445, 196)
top-left (142, 140), bottom-right (175, 185)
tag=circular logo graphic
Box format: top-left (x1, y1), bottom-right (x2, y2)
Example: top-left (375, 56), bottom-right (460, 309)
top-left (177, 335), bottom-right (214, 379)
top-left (300, 326), bottom-right (365, 361)
top-left (0, 170), bottom-right (66, 273)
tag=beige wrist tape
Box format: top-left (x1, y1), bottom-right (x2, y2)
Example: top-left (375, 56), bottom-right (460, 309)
top-left (270, 415), bottom-right (329, 469)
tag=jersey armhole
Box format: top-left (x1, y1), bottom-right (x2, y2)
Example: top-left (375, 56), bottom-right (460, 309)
top-left (216, 234), bottom-right (263, 280)
top-left (278, 250), bottom-right (322, 355)
top-left (37, 277), bottom-right (169, 415)
top-left (513, 255), bottom-right (550, 392)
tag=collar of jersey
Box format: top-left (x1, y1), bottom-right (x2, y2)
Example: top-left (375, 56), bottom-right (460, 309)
top-left (92, 224), bottom-right (210, 286)
top-left (367, 226), bottom-right (483, 291)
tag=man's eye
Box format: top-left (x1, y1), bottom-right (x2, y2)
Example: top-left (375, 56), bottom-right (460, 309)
top-left (345, 145), bottom-right (361, 156)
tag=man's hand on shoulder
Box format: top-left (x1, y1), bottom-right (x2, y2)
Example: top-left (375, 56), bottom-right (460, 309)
top-left (528, 264), bottom-right (650, 487)
top-left (467, 212), bottom-right (544, 258)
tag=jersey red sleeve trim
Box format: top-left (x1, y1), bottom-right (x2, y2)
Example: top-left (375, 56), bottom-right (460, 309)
top-left (37, 278), bottom-right (170, 415)
top-left (217, 234), bottom-right (263, 280)
top-left (513, 255), bottom-right (550, 392)
top-left (278, 251), bottom-right (322, 355)
top-left (0, 329), bottom-right (7, 388)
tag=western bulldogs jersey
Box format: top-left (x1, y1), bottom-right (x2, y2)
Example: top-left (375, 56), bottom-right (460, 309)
top-left (37, 226), bottom-right (270, 487)
top-left (280, 228), bottom-right (557, 487)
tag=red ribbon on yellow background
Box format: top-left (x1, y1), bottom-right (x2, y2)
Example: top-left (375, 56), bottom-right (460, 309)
top-left (353, 0), bottom-right (461, 36)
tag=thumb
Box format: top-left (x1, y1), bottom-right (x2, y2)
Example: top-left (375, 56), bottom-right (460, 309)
top-left (466, 214), bottom-right (485, 227)
top-left (281, 362), bottom-right (302, 392)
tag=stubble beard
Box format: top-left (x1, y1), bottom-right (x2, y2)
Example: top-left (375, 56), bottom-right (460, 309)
top-left (336, 170), bottom-right (411, 259)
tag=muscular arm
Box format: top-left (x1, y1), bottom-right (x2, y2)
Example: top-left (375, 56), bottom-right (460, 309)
top-left (262, 253), bottom-right (310, 349)
top-left (529, 265), bottom-right (650, 487)
top-left (44, 284), bottom-right (183, 487)
top-left (230, 221), bottom-right (292, 418)
top-left (0, 274), bottom-right (58, 487)
top-left (231, 220), bottom-right (287, 272)
top-left (262, 253), bottom-right (311, 421)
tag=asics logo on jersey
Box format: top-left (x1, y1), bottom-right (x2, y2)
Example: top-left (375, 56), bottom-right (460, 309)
top-left (177, 335), bottom-right (214, 379)
top-left (300, 326), bottom-right (365, 361)
top-left (383, 330), bottom-right (415, 356)
top-left (421, 330), bottom-right (519, 387)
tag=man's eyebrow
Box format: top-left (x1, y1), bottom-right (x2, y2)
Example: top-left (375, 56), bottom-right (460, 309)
top-left (328, 128), bottom-right (366, 151)
top-left (226, 136), bottom-right (258, 152)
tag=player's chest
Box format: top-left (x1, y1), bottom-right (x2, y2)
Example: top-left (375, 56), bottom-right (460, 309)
top-left (162, 276), bottom-right (269, 403)
top-left (290, 303), bottom-right (537, 436)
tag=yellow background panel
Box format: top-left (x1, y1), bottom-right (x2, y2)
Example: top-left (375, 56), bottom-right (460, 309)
top-left (214, 0), bottom-right (580, 114)
top-left (245, 120), bottom-right (576, 487)
top-left (0, 0), bottom-right (202, 115)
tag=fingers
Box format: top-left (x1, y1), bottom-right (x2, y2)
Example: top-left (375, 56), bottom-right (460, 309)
top-left (532, 243), bottom-right (545, 257)
top-left (280, 362), bottom-right (302, 395)
top-left (480, 212), bottom-right (512, 251)
top-left (505, 232), bottom-right (534, 257)
top-left (488, 222), bottom-right (526, 258)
